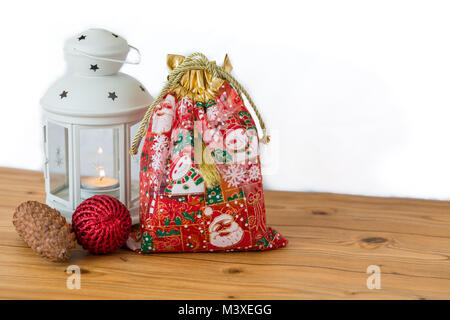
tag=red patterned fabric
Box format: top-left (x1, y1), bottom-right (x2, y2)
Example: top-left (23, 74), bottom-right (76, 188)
top-left (128, 82), bottom-right (287, 253)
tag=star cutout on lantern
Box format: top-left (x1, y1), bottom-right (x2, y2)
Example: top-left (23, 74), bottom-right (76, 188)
top-left (59, 90), bottom-right (68, 99)
top-left (90, 64), bottom-right (99, 72)
top-left (112, 33), bottom-right (119, 38)
top-left (108, 92), bottom-right (118, 101)
top-left (139, 85), bottom-right (145, 92)
top-left (78, 35), bottom-right (86, 41)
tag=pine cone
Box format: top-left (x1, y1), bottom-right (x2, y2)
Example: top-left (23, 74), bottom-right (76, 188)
top-left (13, 201), bottom-right (76, 262)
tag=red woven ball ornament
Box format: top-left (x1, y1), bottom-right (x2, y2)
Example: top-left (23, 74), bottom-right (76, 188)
top-left (72, 195), bottom-right (131, 254)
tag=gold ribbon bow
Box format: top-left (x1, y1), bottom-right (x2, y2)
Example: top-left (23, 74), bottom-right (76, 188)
top-left (167, 54), bottom-right (233, 102)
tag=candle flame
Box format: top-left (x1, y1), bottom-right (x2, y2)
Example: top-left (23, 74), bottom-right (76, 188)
top-left (96, 146), bottom-right (105, 181)
top-left (98, 167), bottom-right (105, 181)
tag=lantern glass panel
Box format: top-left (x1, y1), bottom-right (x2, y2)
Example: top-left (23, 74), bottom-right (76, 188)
top-left (47, 121), bottom-right (70, 201)
top-left (79, 128), bottom-right (120, 201)
top-left (130, 122), bottom-right (142, 207)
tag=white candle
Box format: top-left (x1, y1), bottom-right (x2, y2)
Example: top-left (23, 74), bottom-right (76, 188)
top-left (80, 176), bottom-right (120, 200)
top-left (81, 176), bottom-right (119, 189)
top-left (80, 147), bottom-right (120, 200)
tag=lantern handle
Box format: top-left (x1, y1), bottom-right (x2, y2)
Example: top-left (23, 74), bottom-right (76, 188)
top-left (70, 45), bottom-right (141, 65)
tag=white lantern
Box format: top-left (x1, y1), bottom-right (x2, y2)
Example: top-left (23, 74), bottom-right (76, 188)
top-left (40, 28), bottom-right (153, 224)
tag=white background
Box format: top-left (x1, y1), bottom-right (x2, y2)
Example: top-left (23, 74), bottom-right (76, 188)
top-left (1, 0), bottom-right (449, 200)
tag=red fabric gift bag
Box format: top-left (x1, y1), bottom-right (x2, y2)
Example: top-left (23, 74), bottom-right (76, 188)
top-left (128, 53), bottom-right (287, 253)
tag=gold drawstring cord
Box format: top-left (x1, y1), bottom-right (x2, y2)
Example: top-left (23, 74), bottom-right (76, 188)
top-left (129, 52), bottom-right (270, 155)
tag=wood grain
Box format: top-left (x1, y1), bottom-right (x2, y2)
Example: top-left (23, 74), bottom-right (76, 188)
top-left (0, 167), bottom-right (449, 299)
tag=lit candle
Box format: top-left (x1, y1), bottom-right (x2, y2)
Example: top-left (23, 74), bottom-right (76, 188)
top-left (80, 147), bottom-right (119, 200)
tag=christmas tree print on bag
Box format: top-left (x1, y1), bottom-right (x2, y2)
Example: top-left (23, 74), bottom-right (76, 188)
top-left (128, 53), bottom-right (288, 253)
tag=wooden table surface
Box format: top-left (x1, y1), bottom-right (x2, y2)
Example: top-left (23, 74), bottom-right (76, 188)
top-left (0, 167), bottom-right (449, 300)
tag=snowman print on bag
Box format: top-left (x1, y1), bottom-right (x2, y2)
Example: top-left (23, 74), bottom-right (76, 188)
top-left (224, 128), bottom-right (259, 163)
top-left (165, 154), bottom-right (204, 195)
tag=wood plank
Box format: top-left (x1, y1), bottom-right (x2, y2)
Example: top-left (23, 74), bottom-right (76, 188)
top-left (0, 167), bottom-right (449, 299)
